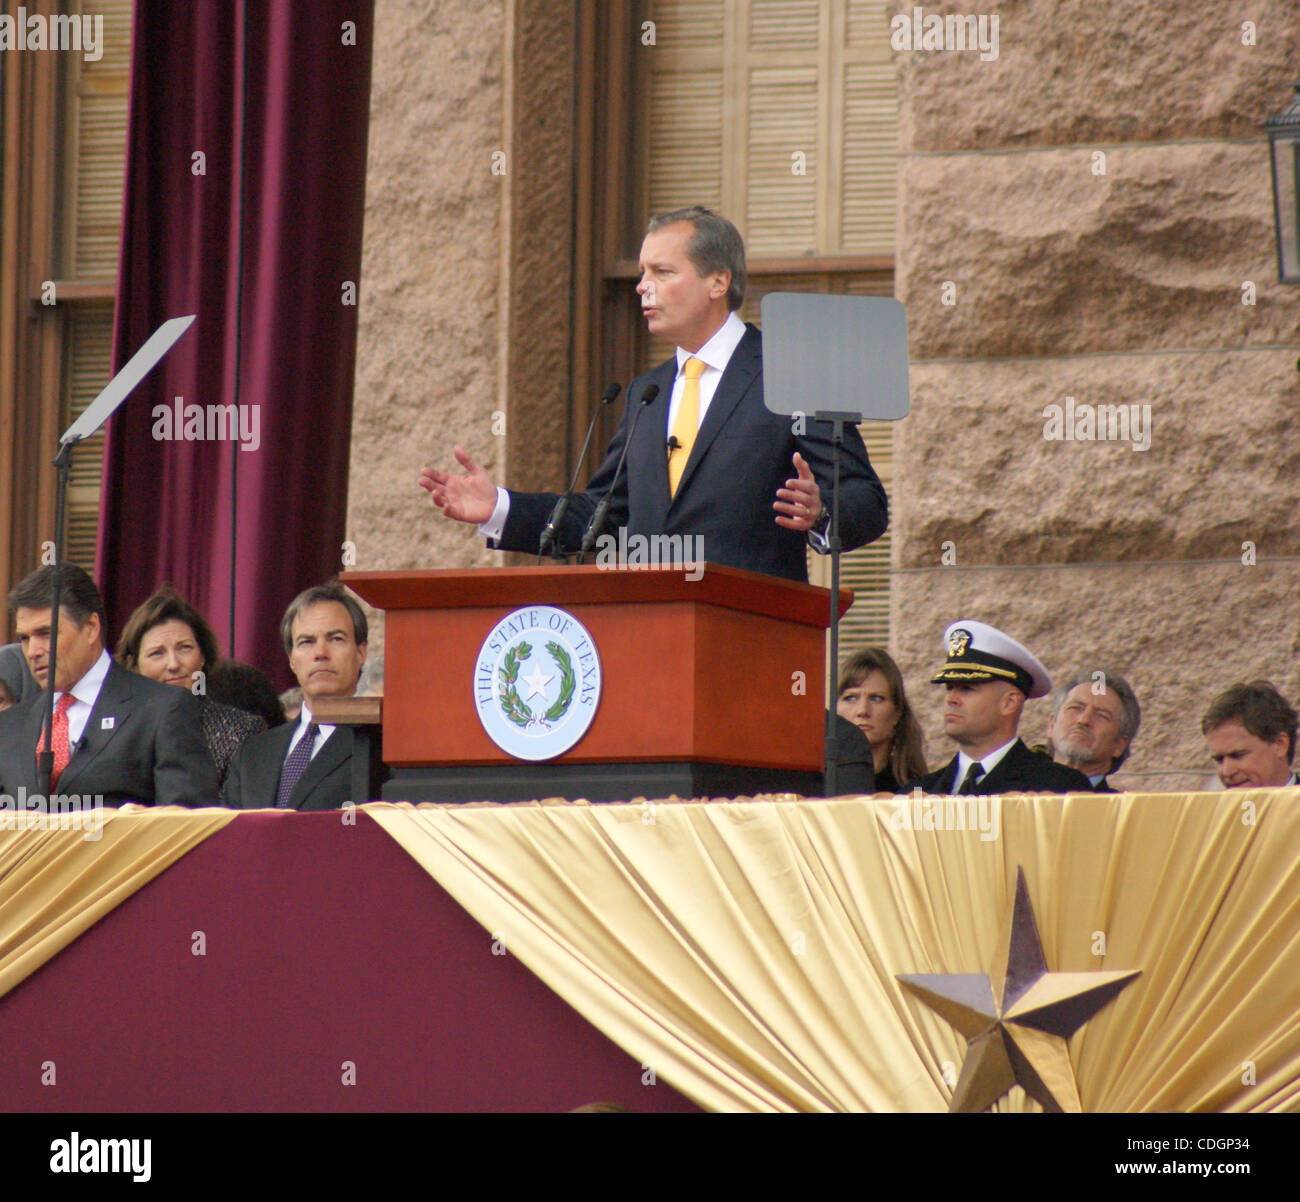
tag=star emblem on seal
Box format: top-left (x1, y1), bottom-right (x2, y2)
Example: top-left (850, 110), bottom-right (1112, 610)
top-left (520, 664), bottom-right (554, 701)
top-left (897, 867), bottom-right (1139, 1112)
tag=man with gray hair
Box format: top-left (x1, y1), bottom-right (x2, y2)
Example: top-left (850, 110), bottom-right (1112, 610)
top-left (420, 205), bottom-right (887, 583)
top-left (1046, 668), bottom-right (1141, 793)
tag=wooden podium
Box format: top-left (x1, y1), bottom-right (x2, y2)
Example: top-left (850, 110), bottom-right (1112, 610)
top-left (342, 564), bottom-right (850, 802)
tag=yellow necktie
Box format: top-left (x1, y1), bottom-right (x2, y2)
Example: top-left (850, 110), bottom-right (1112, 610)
top-left (668, 357), bottom-right (706, 497)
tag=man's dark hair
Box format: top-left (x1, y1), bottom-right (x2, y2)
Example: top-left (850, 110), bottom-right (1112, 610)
top-left (1052, 668), bottom-right (1142, 771)
top-left (279, 580), bottom-right (367, 653)
top-left (1201, 680), bottom-right (1298, 764)
top-left (115, 586), bottom-right (221, 673)
top-left (647, 205), bottom-right (746, 311)
top-left (8, 563), bottom-right (108, 635)
top-left (207, 660), bottom-right (286, 729)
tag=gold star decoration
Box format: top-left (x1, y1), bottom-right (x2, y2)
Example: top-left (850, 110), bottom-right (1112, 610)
top-left (897, 867), bottom-right (1139, 1112)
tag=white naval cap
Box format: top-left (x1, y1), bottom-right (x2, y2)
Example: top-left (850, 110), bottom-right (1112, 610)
top-left (929, 619), bottom-right (1053, 700)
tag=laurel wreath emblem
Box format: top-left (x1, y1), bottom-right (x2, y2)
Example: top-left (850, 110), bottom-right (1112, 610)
top-left (499, 641), bottom-right (534, 727)
top-left (543, 641), bottom-right (576, 721)
top-left (498, 639), bottom-right (577, 730)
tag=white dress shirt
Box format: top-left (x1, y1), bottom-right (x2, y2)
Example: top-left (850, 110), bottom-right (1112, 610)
top-left (55, 648), bottom-right (112, 748)
top-left (480, 312), bottom-right (749, 542)
top-left (663, 310), bottom-right (747, 437)
top-left (954, 737), bottom-right (1017, 790)
top-left (284, 702), bottom-right (335, 763)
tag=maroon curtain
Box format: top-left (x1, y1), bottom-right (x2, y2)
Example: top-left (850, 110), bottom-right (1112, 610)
top-left (98, 0), bottom-right (374, 688)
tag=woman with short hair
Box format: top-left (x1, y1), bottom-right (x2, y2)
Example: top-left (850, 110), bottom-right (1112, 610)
top-left (116, 587), bottom-right (265, 787)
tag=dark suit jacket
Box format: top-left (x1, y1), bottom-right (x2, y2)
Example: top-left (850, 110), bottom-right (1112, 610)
top-left (832, 713), bottom-right (875, 795)
top-left (0, 658), bottom-right (218, 806)
top-left (1092, 777), bottom-right (1119, 794)
top-left (904, 739), bottom-right (1094, 795)
top-left (495, 324), bottom-right (888, 582)
top-left (221, 721), bottom-right (354, 810)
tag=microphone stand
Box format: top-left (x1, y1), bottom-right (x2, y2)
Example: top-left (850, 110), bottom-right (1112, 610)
top-left (538, 383), bottom-right (620, 561)
top-left (37, 441), bottom-right (74, 799)
top-left (578, 384), bottom-right (658, 563)
top-left (34, 314), bottom-right (197, 797)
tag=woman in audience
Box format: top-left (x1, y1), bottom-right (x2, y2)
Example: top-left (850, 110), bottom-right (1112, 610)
top-left (116, 588), bottom-right (265, 786)
top-left (835, 647), bottom-right (927, 793)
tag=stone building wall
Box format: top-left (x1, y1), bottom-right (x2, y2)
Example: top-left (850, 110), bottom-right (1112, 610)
top-left (347, 0), bottom-right (574, 672)
top-left (891, 1), bottom-right (1300, 789)
top-left (348, 1), bottom-right (1300, 789)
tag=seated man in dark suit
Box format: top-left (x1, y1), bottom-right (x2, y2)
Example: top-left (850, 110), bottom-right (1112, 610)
top-left (419, 205), bottom-right (888, 584)
top-left (904, 620), bottom-right (1093, 796)
top-left (222, 581), bottom-right (367, 810)
top-left (0, 564), bottom-right (218, 807)
top-left (1046, 668), bottom-right (1141, 793)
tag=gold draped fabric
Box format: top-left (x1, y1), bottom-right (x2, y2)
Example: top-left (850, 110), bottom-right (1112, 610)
top-left (366, 791), bottom-right (1300, 1112)
top-left (0, 805), bottom-right (237, 1001)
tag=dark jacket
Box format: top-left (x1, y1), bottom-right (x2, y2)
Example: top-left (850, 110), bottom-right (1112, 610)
top-left (832, 714), bottom-right (875, 795)
top-left (221, 721), bottom-right (355, 810)
top-left (495, 325), bottom-right (888, 582)
top-left (0, 659), bottom-right (218, 806)
top-left (904, 739), bottom-right (1094, 796)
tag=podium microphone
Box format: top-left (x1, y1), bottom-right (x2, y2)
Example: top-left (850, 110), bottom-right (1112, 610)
top-left (578, 382), bottom-right (659, 561)
top-left (537, 382), bottom-right (621, 560)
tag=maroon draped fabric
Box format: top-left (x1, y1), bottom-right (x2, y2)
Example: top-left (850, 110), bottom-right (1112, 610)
top-left (0, 812), bottom-right (698, 1112)
top-left (97, 1), bottom-right (374, 687)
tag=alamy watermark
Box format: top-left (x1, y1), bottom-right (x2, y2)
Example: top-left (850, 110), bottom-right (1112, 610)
top-left (891, 788), bottom-right (1000, 842)
top-left (1042, 396), bottom-right (1152, 451)
top-left (50, 1132), bottom-right (150, 1183)
top-left (593, 527), bottom-right (704, 582)
top-left (0, 791), bottom-right (104, 841)
top-left (152, 396), bottom-right (261, 452)
top-left (0, 8), bottom-right (103, 62)
top-left (890, 6), bottom-right (1000, 63)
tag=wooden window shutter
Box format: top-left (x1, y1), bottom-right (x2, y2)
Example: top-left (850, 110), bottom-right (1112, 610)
top-left (617, 0), bottom-right (899, 649)
top-left (60, 0), bottom-right (133, 572)
top-left (645, 0), bottom-right (897, 254)
top-left (63, 304), bottom-right (115, 570)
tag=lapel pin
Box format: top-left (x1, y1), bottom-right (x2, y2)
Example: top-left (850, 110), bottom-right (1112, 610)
top-left (101, 716), bottom-right (115, 730)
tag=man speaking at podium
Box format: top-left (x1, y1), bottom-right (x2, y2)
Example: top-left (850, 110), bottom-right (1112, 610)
top-left (419, 206), bottom-right (888, 583)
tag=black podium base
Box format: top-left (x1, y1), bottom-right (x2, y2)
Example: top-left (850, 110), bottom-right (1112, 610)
top-left (380, 761), bottom-right (824, 804)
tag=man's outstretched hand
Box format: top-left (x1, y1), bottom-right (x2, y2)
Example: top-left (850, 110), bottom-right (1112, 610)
top-left (773, 451), bottom-right (822, 532)
top-left (418, 445), bottom-right (498, 525)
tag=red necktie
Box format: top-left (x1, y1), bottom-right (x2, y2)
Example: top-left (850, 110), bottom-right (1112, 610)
top-left (37, 694), bottom-right (77, 789)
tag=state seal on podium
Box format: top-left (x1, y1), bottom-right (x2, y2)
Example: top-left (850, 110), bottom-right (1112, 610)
top-left (474, 605), bottom-right (602, 761)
